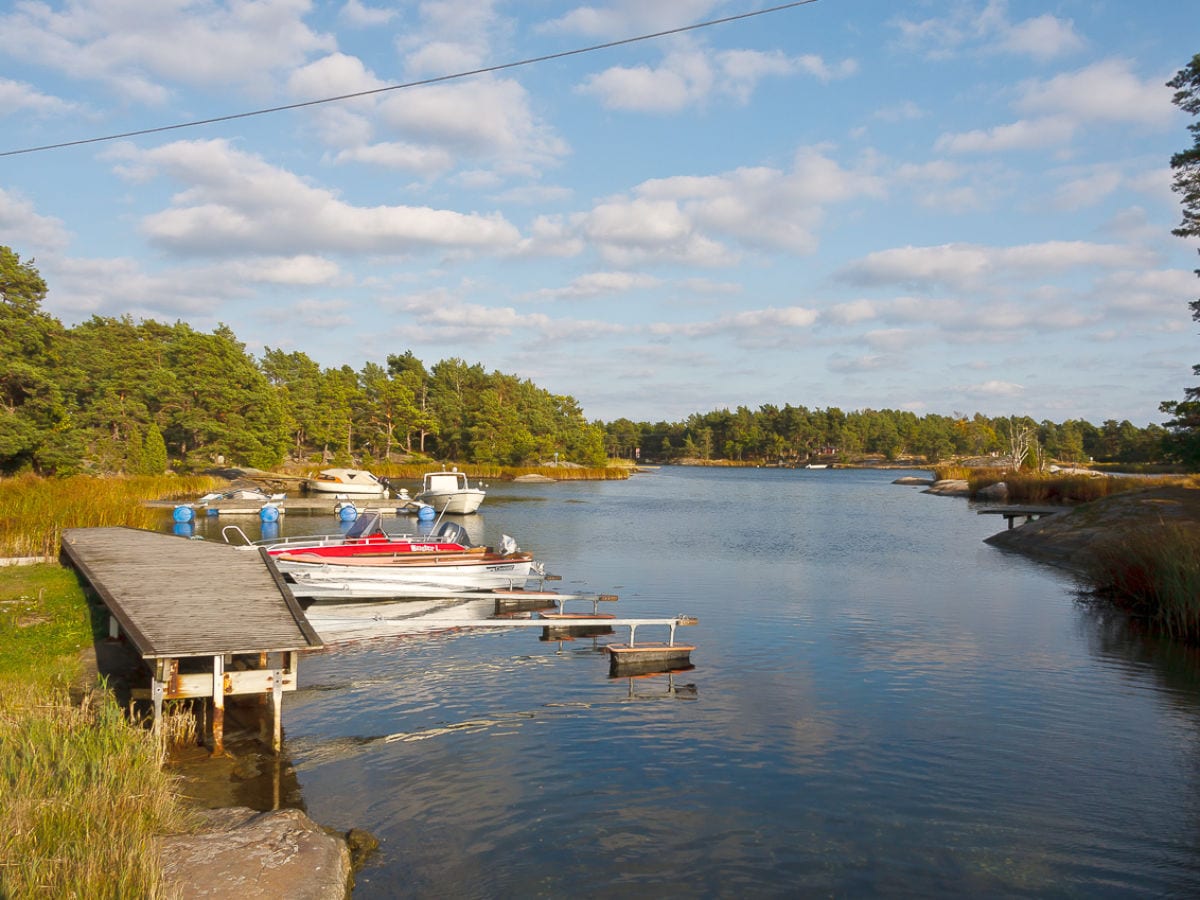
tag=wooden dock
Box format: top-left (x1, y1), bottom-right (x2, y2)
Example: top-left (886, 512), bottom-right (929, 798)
top-left (60, 527), bottom-right (322, 754)
top-left (976, 506), bottom-right (1067, 529)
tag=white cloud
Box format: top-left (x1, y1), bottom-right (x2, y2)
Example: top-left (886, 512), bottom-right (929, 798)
top-left (937, 59), bottom-right (1175, 154)
top-left (579, 45), bottom-right (854, 112)
top-left (0, 188), bottom-right (70, 251)
top-left (966, 379), bottom-right (1024, 398)
top-left (538, 2), bottom-right (721, 39)
top-left (1016, 59), bottom-right (1174, 127)
top-left (121, 139), bottom-right (522, 256)
top-left (839, 241), bottom-right (1157, 290)
top-left (892, 1), bottom-right (1082, 61)
top-left (339, 0), bottom-right (396, 28)
top-left (527, 271), bottom-right (662, 301)
top-left (1051, 169), bottom-right (1123, 210)
top-left (0, 0), bottom-right (335, 103)
top-left (0, 78), bottom-right (81, 119)
top-left (997, 14), bottom-right (1085, 61)
top-left (649, 305), bottom-right (819, 342)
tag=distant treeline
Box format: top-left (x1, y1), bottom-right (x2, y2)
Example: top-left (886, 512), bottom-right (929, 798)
top-left (0, 246), bottom-right (1178, 475)
top-left (601, 408), bottom-right (1170, 468)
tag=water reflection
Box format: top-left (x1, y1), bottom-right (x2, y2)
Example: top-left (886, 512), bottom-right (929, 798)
top-left (165, 469), bottom-right (1200, 896)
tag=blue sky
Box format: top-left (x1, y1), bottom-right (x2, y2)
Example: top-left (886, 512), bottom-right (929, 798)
top-left (1, 1), bottom-right (1195, 426)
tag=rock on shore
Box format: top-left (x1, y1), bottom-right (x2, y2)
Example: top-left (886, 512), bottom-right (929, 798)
top-left (158, 807), bottom-right (352, 899)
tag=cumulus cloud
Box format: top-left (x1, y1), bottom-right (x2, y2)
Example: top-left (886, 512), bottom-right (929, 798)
top-left (0, 78), bottom-right (81, 119)
top-left (579, 45), bottom-right (855, 112)
top-left (119, 139), bottom-right (521, 256)
top-left (648, 305), bottom-right (818, 342)
top-left (839, 240), bottom-right (1157, 290)
top-left (0, 187), bottom-right (70, 251)
top-left (892, 1), bottom-right (1082, 61)
top-left (936, 59), bottom-right (1174, 154)
top-left (0, 0), bottom-right (335, 103)
top-left (966, 379), bottom-right (1024, 398)
top-left (573, 147), bottom-right (886, 265)
top-left (527, 271), bottom-right (662, 301)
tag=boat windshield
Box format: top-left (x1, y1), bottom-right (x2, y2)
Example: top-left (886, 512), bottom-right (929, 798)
top-left (344, 512), bottom-right (385, 540)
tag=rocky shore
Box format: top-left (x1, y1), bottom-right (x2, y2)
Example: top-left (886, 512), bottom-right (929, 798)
top-left (907, 477), bottom-right (1200, 576)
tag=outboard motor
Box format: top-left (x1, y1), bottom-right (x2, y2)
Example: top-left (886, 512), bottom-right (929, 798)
top-left (436, 521), bottom-right (471, 546)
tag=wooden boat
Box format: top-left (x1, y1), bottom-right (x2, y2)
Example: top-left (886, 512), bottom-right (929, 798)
top-left (306, 468), bottom-right (389, 497)
top-left (414, 469), bottom-right (485, 514)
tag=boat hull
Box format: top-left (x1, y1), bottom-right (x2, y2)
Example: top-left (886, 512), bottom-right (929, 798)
top-left (413, 489), bottom-right (485, 514)
top-left (307, 481), bottom-right (388, 497)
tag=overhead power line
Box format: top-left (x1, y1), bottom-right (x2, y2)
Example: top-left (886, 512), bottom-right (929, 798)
top-left (1, 0), bottom-right (818, 158)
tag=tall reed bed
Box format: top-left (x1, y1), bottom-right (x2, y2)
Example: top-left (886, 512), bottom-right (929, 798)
top-left (0, 473), bottom-right (222, 559)
top-left (0, 683), bottom-right (191, 899)
top-left (1083, 524), bottom-right (1200, 643)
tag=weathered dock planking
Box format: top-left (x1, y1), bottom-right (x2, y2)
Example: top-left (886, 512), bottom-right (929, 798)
top-left (60, 527), bottom-right (322, 754)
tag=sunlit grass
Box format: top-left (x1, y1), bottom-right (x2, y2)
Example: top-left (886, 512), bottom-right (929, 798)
top-left (0, 564), bottom-right (195, 898)
top-left (0, 473), bottom-right (223, 559)
top-left (0, 683), bottom-right (192, 899)
top-left (1083, 523), bottom-right (1200, 643)
top-left (302, 462), bottom-right (630, 483)
top-left (928, 465), bottom-right (1196, 505)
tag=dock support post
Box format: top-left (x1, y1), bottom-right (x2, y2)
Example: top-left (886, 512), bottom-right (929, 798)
top-left (108, 613), bottom-right (120, 641)
top-left (211, 654), bottom-right (225, 757)
top-left (150, 659), bottom-right (166, 733)
top-left (270, 658), bottom-right (284, 753)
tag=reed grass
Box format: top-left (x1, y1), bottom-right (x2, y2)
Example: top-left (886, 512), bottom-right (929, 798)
top-left (304, 462), bottom-right (631, 483)
top-left (0, 473), bottom-right (223, 559)
top-left (0, 564), bottom-right (194, 898)
top-left (932, 464), bottom-right (973, 481)
top-left (0, 683), bottom-right (191, 899)
top-left (1083, 523), bottom-right (1200, 643)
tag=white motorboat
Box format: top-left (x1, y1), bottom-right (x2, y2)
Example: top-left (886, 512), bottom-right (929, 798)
top-left (306, 468), bottom-right (389, 497)
top-left (414, 468), bottom-right (486, 514)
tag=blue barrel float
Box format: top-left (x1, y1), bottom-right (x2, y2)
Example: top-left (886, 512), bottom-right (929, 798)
top-left (417, 504), bottom-right (436, 521)
top-left (260, 504), bottom-right (280, 523)
top-left (336, 502), bottom-right (358, 522)
top-left (172, 504), bottom-right (195, 523)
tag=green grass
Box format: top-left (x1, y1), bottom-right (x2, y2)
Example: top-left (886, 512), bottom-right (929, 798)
top-left (0, 563), bottom-right (194, 898)
top-left (0, 565), bottom-right (93, 688)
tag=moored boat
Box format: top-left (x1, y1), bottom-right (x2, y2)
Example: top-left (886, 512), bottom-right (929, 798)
top-left (414, 468), bottom-right (486, 514)
top-left (306, 468), bottom-right (389, 497)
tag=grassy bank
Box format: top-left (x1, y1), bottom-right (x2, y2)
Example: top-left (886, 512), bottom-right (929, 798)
top-left (931, 464), bottom-right (1196, 504)
top-left (1083, 523), bottom-right (1200, 643)
top-left (0, 479), bottom-right (196, 897)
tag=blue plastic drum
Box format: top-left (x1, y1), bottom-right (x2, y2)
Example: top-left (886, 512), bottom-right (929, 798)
top-left (260, 505), bottom-right (280, 523)
top-left (173, 505), bottom-right (194, 523)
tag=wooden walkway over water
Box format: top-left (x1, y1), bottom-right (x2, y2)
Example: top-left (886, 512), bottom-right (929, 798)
top-left (61, 527), bottom-right (322, 753)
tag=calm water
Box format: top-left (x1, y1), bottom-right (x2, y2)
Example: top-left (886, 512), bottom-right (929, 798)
top-left (189, 467), bottom-right (1200, 897)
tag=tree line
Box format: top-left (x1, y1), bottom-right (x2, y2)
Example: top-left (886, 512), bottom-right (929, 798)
top-left (0, 244), bottom-right (1183, 476)
top-left (601, 408), bottom-right (1168, 467)
top-left (0, 247), bottom-right (605, 475)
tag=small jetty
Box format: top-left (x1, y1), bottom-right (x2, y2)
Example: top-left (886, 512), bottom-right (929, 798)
top-left (976, 506), bottom-right (1066, 529)
top-left (60, 527), bottom-right (321, 754)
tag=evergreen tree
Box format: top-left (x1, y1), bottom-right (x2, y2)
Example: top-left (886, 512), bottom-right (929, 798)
top-left (1160, 54), bottom-right (1200, 465)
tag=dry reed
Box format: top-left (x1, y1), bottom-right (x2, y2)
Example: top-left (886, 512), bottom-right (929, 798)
top-left (0, 473), bottom-right (223, 559)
